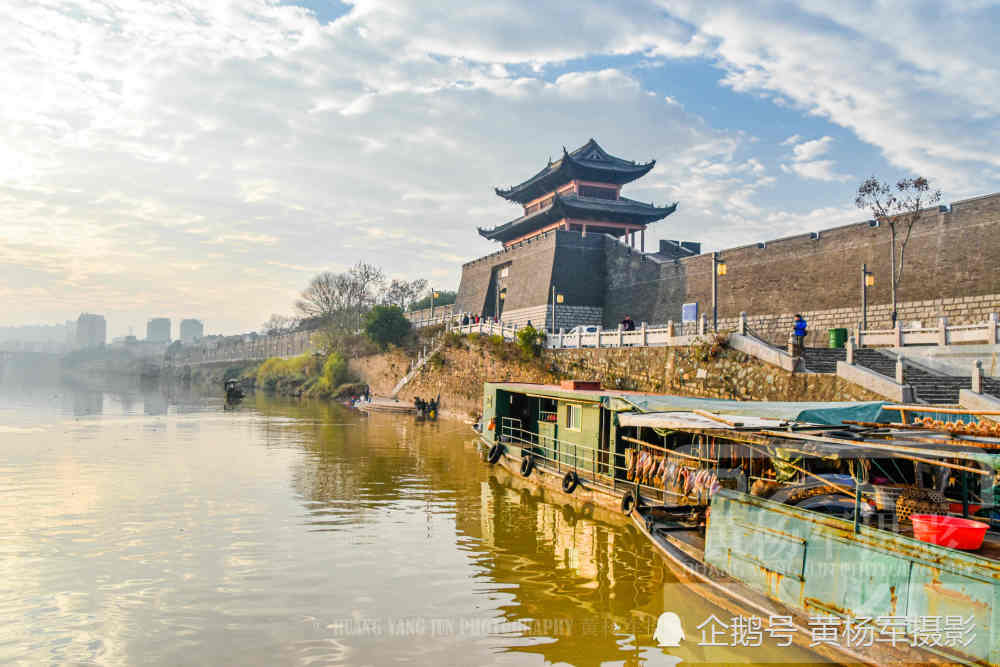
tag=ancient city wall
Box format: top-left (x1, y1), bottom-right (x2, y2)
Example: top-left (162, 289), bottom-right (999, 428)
top-left (455, 229), bottom-right (606, 328)
top-left (604, 192), bottom-right (1000, 338)
top-left (168, 329), bottom-right (315, 365)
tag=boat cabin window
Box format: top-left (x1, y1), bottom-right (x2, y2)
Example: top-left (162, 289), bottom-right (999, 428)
top-left (565, 404), bottom-right (582, 431)
top-left (539, 398), bottom-right (557, 422)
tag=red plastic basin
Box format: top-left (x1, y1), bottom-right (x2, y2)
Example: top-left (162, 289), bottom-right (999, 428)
top-left (910, 514), bottom-right (989, 550)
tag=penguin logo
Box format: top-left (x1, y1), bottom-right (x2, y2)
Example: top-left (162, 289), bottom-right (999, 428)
top-left (653, 612), bottom-right (685, 647)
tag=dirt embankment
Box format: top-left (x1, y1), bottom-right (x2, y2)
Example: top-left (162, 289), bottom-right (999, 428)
top-left (349, 336), bottom-right (563, 419)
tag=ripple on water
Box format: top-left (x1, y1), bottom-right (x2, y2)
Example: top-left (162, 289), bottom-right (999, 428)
top-left (0, 393), bottom-right (828, 666)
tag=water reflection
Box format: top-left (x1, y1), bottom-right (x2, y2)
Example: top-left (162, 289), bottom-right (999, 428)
top-left (0, 381), bottom-right (827, 666)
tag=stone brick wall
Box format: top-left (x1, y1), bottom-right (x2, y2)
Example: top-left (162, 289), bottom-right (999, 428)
top-left (556, 345), bottom-right (882, 402)
top-left (709, 293), bottom-right (1000, 345)
top-left (351, 335), bottom-right (882, 417)
top-left (455, 229), bottom-right (606, 321)
top-left (605, 192), bottom-right (1000, 336)
top-left (458, 192), bottom-right (1000, 342)
top-left (455, 231), bottom-right (557, 318)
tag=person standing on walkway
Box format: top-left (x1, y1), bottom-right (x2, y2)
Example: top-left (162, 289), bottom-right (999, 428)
top-left (792, 314), bottom-right (808, 356)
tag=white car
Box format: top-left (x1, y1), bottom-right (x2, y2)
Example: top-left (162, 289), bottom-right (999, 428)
top-left (565, 325), bottom-right (599, 347)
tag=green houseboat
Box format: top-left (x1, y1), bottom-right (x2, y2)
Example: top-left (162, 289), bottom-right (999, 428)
top-left (477, 381), bottom-right (1000, 665)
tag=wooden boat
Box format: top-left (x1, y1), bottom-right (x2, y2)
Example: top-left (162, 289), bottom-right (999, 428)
top-left (224, 378), bottom-right (244, 403)
top-left (476, 381), bottom-right (1000, 665)
top-left (358, 397), bottom-right (417, 414)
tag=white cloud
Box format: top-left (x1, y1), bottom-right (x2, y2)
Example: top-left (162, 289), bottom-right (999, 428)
top-left (781, 159), bottom-right (851, 183)
top-left (1, 0), bottom-right (996, 334)
top-left (779, 135), bottom-right (850, 181)
top-left (791, 136), bottom-right (833, 162)
top-left (654, 1), bottom-right (1000, 193)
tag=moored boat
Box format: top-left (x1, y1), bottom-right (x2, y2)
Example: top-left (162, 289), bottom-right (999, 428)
top-left (476, 380), bottom-right (1000, 665)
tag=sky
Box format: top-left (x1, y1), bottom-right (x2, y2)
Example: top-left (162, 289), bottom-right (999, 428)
top-left (3, 0), bottom-right (999, 338)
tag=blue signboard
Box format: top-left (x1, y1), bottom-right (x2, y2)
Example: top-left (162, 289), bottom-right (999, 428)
top-left (681, 302), bottom-right (698, 323)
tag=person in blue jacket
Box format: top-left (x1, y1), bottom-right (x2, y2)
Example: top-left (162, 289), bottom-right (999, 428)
top-left (792, 314), bottom-right (808, 355)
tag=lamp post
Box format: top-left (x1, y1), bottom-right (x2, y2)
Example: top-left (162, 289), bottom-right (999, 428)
top-left (495, 288), bottom-right (506, 324)
top-left (550, 285), bottom-right (564, 332)
top-left (712, 252), bottom-right (727, 332)
top-left (430, 289), bottom-right (439, 320)
top-left (861, 264), bottom-right (875, 330)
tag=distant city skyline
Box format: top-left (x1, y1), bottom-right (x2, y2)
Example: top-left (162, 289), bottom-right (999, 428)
top-left (3, 1), bottom-right (998, 336)
top-left (0, 314), bottom-right (212, 344)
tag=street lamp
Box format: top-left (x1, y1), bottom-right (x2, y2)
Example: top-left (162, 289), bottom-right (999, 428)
top-left (430, 289), bottom-right (439, 319)
top-left (495, 288), bottom-right (506, 323)
top-left (550, 286), bottom-right (564, 332)
top-left (712, 253), bottom-right (727, 332)
top-left (861, 264), bottom-right (875, 330)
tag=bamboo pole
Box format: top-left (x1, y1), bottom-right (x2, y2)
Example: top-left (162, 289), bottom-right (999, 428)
top-left (692, 409), bottom-right (741, 427)
top-left (759, 430), bottom-right (994, 475)
top-left (620, 436), bottom-right (716, 463)
top-left (739, 442), bottom-right (855, 497)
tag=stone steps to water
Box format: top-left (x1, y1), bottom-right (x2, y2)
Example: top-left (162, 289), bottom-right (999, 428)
top-left (800, 348), bottom-right (845, 374)
top-left (801, 347), bottom-right (1000, 405)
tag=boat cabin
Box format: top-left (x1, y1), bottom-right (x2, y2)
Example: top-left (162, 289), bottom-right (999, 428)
top-left (480, 383), bottom-right (1000, 665)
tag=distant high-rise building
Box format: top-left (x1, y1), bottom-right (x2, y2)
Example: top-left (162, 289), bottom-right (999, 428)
top-left (75, 313), bottom-right (106, 349)
top-left (146, 318), bottom-right (171, 343)
top-left (179, 319), bottom-right (204, 343)
top-left (65, 320), bottom-right (76, 346)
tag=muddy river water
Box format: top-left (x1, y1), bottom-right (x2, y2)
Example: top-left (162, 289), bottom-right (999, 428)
top-left (0, 379), bottom-right (828, 665)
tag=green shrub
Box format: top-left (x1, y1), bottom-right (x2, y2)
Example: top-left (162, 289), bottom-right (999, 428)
top-left (364, 305), bottom-right (411, 350)
top-left (515, 325), bottom-right (544, 359)
top-left (256, 353), bottom-right (322, 392)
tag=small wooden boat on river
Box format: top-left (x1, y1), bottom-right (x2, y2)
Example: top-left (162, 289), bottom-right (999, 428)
top-left (476, 381), bottom-right (1000, 665)
top-left (358, 397), bottom-right (417, 414)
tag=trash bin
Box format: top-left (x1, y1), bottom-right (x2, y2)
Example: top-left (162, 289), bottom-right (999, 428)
top-left (828, 328), bottom-right (848, 348)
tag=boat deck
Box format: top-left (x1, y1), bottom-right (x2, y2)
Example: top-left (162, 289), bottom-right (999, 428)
top-left (896, 523), bottom-right (1000, 559)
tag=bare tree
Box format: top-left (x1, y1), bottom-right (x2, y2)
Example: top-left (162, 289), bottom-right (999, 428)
top-left (295, 262), bottom-right (386, 333)
top-left (381, 278), bottom-right (428, 310)
top-left (855, 176), bottom-right (941, 325)
top-left (261, 314), bottom-right (298, 336)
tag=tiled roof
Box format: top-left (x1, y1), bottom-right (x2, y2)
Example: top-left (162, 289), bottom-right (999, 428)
top-left (478, 193), bottom-right (676, 242)
top-left (494, 139), bottom-right (655, 204)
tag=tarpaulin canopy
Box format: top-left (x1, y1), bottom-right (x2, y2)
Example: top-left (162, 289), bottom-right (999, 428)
top-left (617, 411), bottom-right (786, 430)
top-left (602, 394), bottom-right (890, 425)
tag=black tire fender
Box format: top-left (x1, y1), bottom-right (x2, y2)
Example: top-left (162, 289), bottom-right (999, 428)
top-left (519, 454), bottom-right (534, 477)
top-left (562, 471), bottom-right (579, 494)
top-left (621, 491), bottom-right (637, 515)
top-left (487, 443), bottom-right (504, 465)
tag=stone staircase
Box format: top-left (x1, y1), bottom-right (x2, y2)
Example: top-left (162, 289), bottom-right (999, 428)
top-left (800, 347), bottom-right (846, 374)
top-left (390, 339), bottom-right (445, 398)
top-left (802, 346), bottom-right (1000, 405)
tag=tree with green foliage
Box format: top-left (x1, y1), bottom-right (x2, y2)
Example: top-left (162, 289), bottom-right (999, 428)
top-left (515, 324), bottom-right (545, 359)
top-left (364, 305), bottom-right (411, 350)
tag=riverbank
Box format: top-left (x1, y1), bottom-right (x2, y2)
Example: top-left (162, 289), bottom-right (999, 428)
top-left (350, 331), bottom-right (882, 419)
top-left (179, 330), bottom-right (881, 419)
